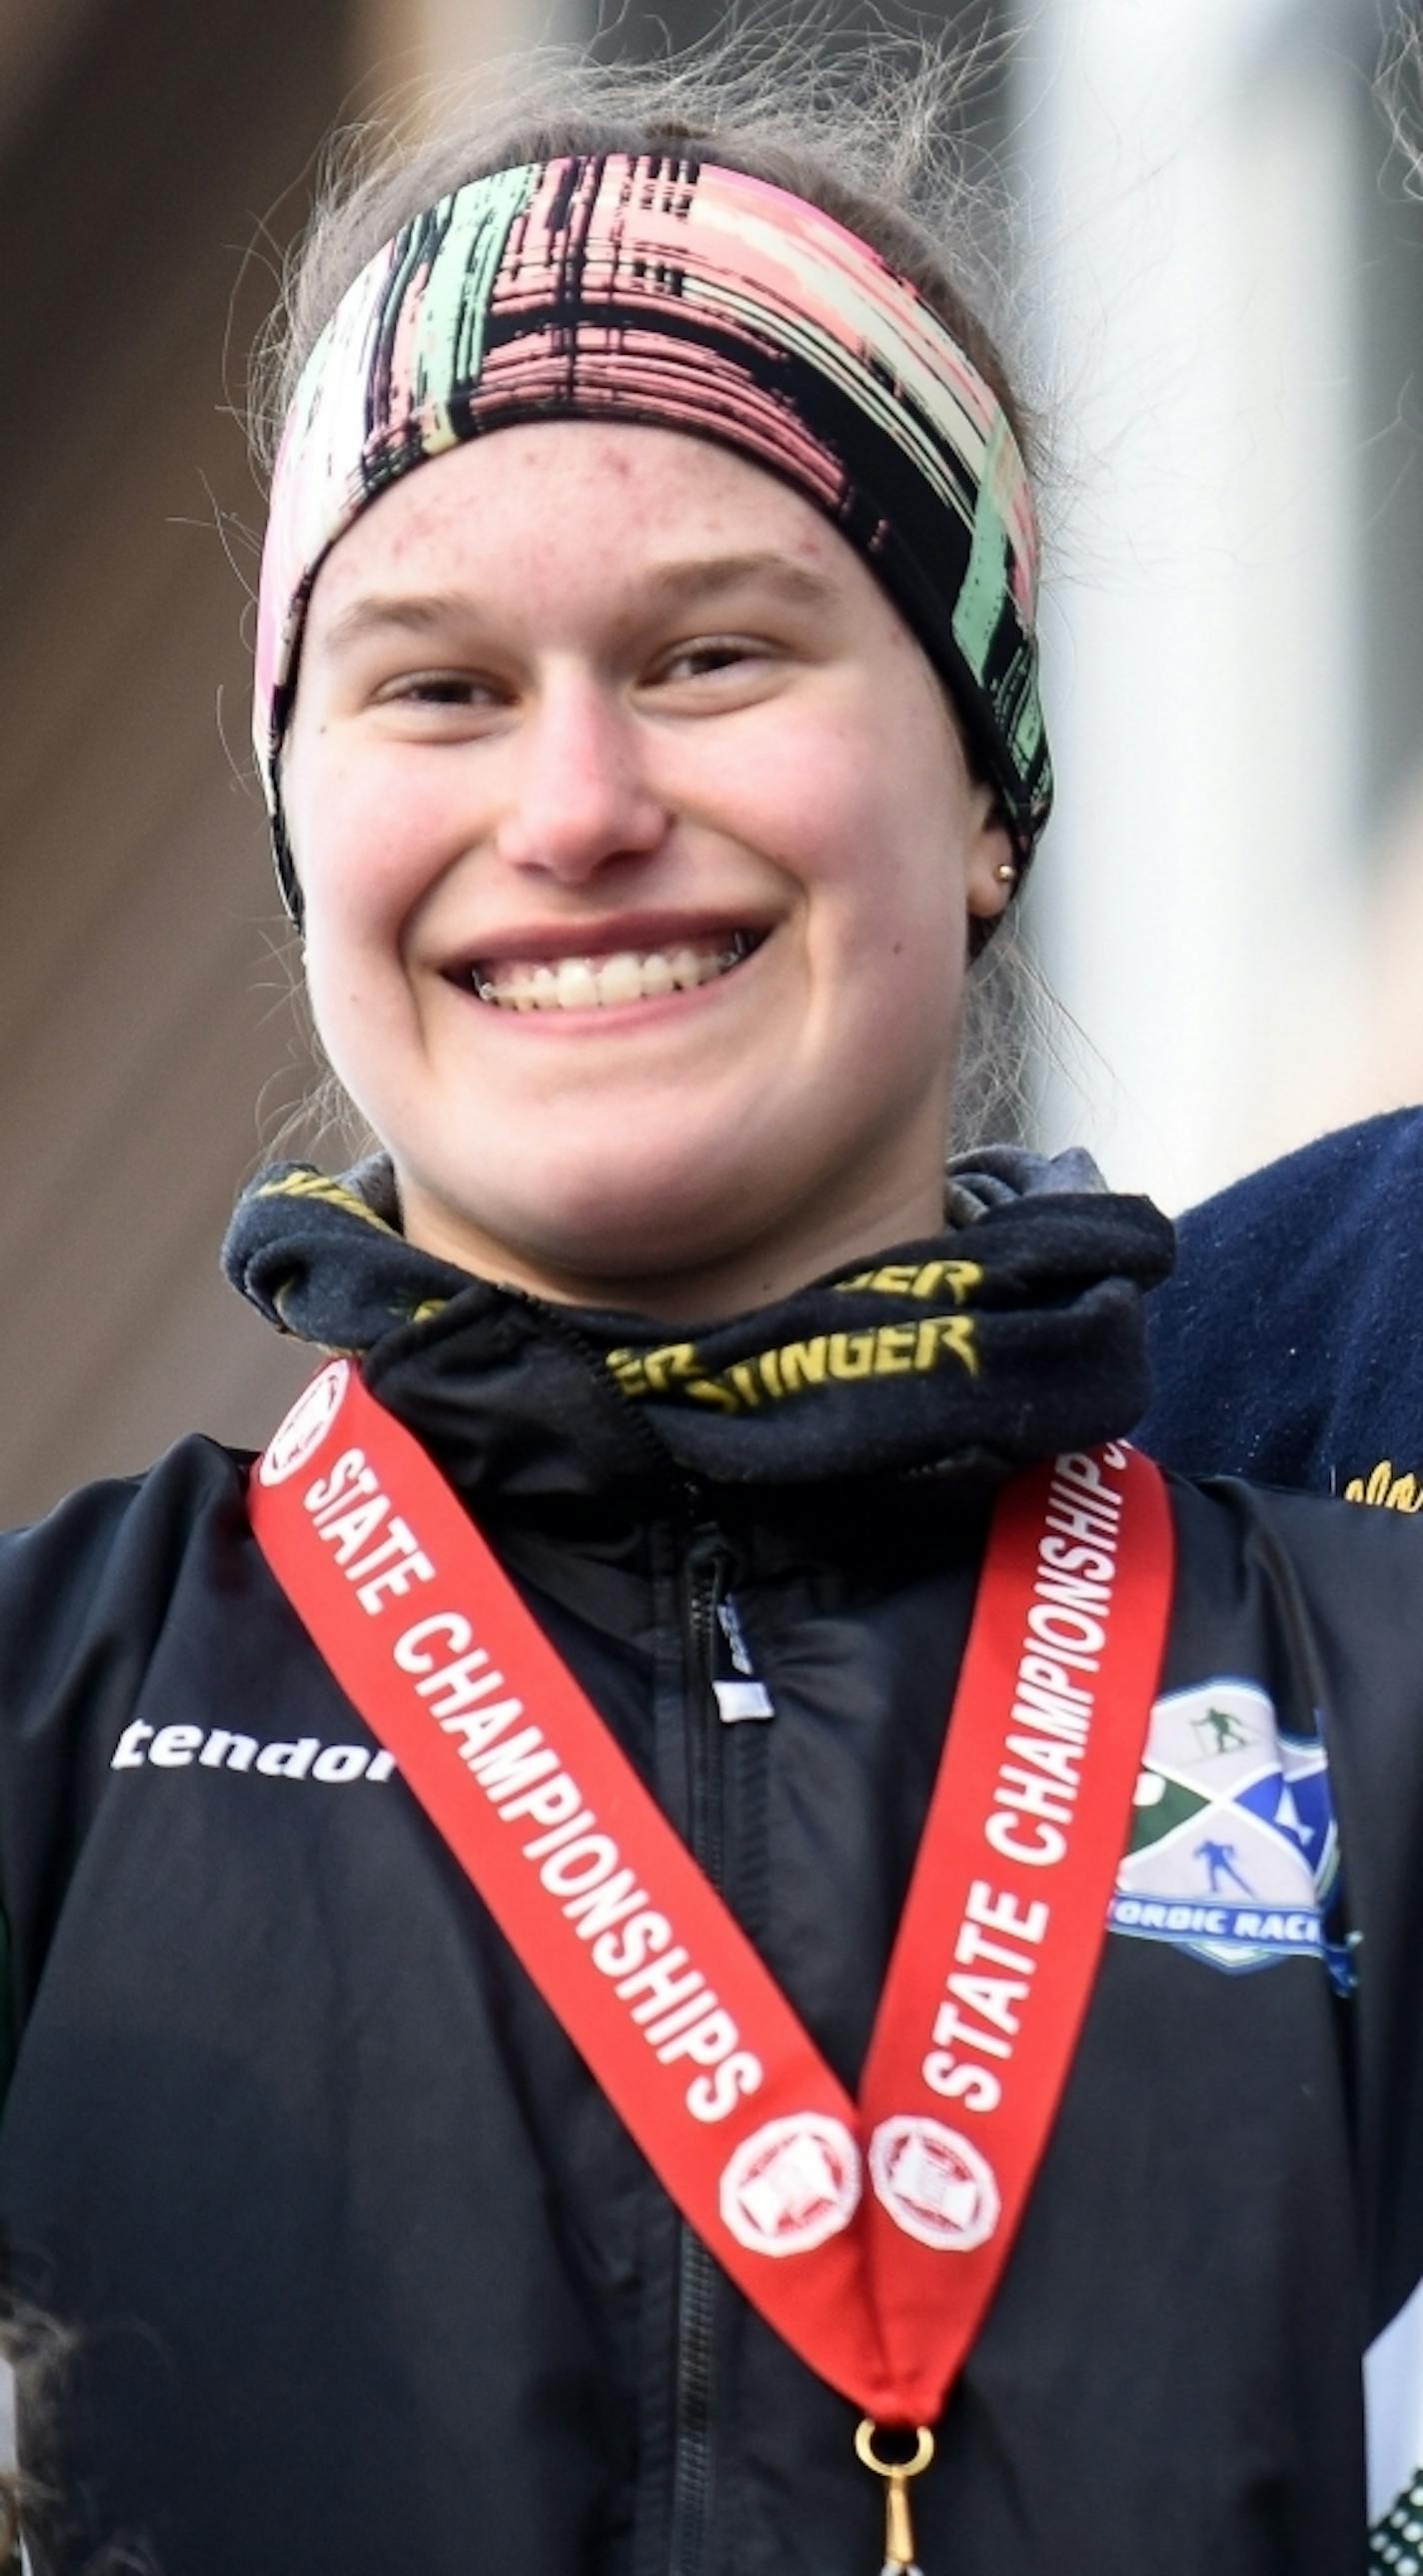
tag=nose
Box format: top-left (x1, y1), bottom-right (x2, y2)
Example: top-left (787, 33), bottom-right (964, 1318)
top-left (494, 670), bottom-right (671, 885)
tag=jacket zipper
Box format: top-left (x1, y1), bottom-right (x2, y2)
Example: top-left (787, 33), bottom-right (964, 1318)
top-left (667, 1523), bottom-right (734, 2576)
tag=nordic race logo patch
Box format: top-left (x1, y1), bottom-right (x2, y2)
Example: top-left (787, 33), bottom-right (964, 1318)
top-left (1109, 1680), bottom-right (1347, 1981)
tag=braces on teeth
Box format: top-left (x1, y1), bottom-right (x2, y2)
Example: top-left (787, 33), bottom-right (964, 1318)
top-left (474, 933), bottom-right (755, 1011)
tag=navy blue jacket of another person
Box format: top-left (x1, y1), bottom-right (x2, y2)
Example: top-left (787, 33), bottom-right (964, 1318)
top-left (1139, 1107), bottom-right (1423, 1512)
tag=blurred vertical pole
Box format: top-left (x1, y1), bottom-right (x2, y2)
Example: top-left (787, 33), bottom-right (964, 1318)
top-left (1016, 0), bottom-right (1362, 1207)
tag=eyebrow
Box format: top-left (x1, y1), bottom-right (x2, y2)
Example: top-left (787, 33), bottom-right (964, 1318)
top-left (315, 552), bottom-right (841, 657)
top-left (641, 553), bottom-right (839, 613)
top-left (317, 591), bottom-right (478, 656)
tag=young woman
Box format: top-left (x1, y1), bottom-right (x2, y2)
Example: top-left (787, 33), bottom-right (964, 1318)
top-left (2, 51), bottom-right (1422, 2576)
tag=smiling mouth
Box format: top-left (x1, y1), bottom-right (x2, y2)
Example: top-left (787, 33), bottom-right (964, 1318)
top-left (468, 931), bottom-right (764, 1013)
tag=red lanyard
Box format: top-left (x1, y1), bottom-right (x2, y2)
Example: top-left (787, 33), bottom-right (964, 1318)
top-left (250, 1358), bottom-right (1172, 2442)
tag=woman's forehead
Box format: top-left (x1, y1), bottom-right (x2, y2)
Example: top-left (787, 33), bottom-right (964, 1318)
top-left (303, 420), bottom-right (862, 637)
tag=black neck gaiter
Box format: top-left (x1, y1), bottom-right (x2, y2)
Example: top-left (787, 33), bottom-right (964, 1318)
top-left (223, 1150), bottom-right (1173, 1495)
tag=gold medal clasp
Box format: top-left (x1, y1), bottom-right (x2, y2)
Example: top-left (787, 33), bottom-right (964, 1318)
top-left (854, 2419), bottom-right (934, 2574)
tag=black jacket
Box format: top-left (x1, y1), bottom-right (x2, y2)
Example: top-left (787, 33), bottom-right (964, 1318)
top-left (2, 1266), bottom-right (1423, 2576)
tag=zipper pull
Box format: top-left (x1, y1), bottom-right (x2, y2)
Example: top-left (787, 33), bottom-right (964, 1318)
top-left (712, 1594), bottom-right (773, 1724)
top-left (684, 1529), bottom-right (774, 1725)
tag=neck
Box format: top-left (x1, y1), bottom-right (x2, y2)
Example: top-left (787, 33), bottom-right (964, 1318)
top-left (396, 1171), bottom-right (953, 1323)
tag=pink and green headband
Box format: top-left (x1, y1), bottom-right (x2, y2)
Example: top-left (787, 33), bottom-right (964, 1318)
top-left (255, 152), bottom-right (1052, 916)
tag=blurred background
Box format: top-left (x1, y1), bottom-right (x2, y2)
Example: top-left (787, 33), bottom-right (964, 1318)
top-left (1, 0), bottom-right (1420, 1520)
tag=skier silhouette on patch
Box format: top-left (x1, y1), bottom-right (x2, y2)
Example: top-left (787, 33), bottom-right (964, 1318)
top-left (1194, 1837), bottom-right (1255, 1897)
top-left (1199, 1706), bottom-right (1251, 1755)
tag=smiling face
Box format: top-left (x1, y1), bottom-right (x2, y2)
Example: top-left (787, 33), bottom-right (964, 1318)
top-left (282, 421), bottom-right (1012, 1317)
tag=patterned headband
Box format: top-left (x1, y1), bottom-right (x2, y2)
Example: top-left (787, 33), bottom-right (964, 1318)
top-left (255, 153), bottom-right (1052, 917)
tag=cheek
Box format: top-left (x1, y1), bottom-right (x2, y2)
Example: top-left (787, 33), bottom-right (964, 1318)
top-left (729, 672), bottom-right (963, 882)
top-left (289, 752), bottom-right (440, 965)
top-left (296, 840), bottom-right (414, 1053)
top-left (713, 710), bottom-right (886, 902)
top-left (300, 927), bottom-right (422, 1139)
top-left (794, 754), bottom-right (970, 1061)
top-left (780, 756), bottom-right (965, 965)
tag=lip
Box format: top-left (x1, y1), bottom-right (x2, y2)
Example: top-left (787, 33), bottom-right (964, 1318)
top-left (441, 909), bottom-right (774, 973)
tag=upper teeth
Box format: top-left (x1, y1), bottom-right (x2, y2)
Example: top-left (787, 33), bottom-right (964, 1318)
top-left (474, 936), bottom-right (753, 1012)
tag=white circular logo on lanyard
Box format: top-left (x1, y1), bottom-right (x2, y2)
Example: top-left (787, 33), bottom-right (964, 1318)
top-left (719, 2113), bottom-right (862, 2257)
top-left (868, 2115), bottom-right (1000, 2251)
top-left (258, 1360), bottom-right (352, 1487)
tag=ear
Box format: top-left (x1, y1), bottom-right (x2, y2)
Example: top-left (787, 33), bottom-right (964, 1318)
top-left (962, 780), bottom-right (1017, 924)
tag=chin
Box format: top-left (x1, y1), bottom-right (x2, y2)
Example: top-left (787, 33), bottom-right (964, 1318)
top-left (478, 1152), bottom-right (771, 1298)
top-left (515, 1203), bottom-right (747, 1297)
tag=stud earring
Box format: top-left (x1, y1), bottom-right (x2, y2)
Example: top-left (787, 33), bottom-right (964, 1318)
top-left (994, 861), bottom-right (1017, 887)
